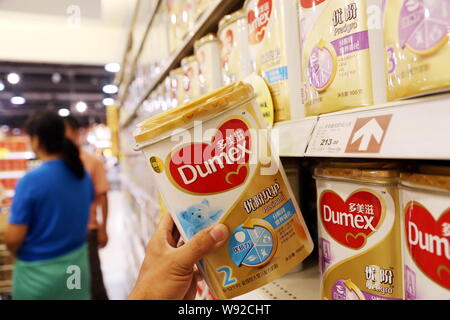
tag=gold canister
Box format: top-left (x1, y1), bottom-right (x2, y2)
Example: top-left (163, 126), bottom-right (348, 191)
top-left (399, 165), bottom-right (450, 300)
top-left (314, 161), bottom-right (403, 300)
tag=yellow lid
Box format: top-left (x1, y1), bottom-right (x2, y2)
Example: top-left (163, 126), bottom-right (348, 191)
top-left (134, 82), bottom-right (255, 146)
top-left (194, 33), bottom-right (220, 51)
top-left (218, 9), bottom-right (246, 33)
top-left (181, 55), bottom-right (198, 66)
top-left (169, 67), bottom-right (184, 77)
top-left (314, 161), bottom-right (400, 182)
top-left (400, 165), bottom-right (450, 191)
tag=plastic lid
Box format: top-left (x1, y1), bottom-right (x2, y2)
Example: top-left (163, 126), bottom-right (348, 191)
top-left (181, 55), bottom-right (198, 66)
top-left (134, 82), bottom-right (255, 146)
top-left (194, 33), bottom-right (219, 51)
top-left (218, 9), bottom-right (246, 33)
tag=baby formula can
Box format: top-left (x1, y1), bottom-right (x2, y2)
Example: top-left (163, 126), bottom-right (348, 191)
top-left (169, 68), bottom-right (186, 108)
top-left (399, 165), bottom-right (450, 300)
top-left (314, 161), bottom-right (403, 300)
top-left (194, 34), bottom-right (223, 94)
top-left (299, 0), bottom-right (387, 116)
top-left (134, 82), bottom-right (313, 299)
top-left (181, 55), bottom-right (202, 103)
top-left (244, 0), bottom-right (303, 122)
top-left (383, 0), bottom-right (450, 101)
top-left (218, 10), bottom-right (252, 85)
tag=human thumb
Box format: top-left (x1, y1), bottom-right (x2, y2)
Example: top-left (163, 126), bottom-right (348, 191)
top-left (177, 224), bottom-right (229, 267)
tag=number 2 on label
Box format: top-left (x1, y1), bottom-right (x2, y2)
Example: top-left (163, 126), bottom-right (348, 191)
top-left (217, 266), bottom-right (237, 287)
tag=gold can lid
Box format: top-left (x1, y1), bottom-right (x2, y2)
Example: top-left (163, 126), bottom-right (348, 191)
top-left (400, 165), bottom-right (450, 191)
top-left (218, 9), bottom-right (246, 33)
top-left (181, 55), bottom-right (198, 66)
top-left (314, 160), bottom-right (400, 182)
top-left (134, 82), bottom-right (255, 146)
top-left (194, 33), bottom-right (220, 51)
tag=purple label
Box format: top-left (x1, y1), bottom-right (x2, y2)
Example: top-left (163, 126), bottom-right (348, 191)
top-left (405, 265), bottom-right (417, 300)
top-left (399, 0), bottom-right (450, 51)
top-left (331, 279), bottom-right (401, 300)
top-left (308, 45), bottom-right (335, 90)
top-left (319, 238), bottom-right (332, 274)
top-left (330, 30), bottom-right (370, 57)
top-left (361, 291), bottom-right (401, 301)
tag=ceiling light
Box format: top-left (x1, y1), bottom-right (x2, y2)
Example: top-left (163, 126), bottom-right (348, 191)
top-left (102, 84), bottom-right (118, 94)
top-left (75, 101), bottom-right (88, 113)
top-left (102, 98), bottom-right (115, 106)
top-left (0, 81), bottom-right (4, 91)
top-left (11, 96), bottom-right (26, 105)
top-left (7, 73), bottom-right (20, 85)
top-left (58, 108), bottom-right (70, 117)
top-left (105, 63), bottom-right (120, 73)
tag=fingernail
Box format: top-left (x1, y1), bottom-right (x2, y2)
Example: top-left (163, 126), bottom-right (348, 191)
top-left (209, 224), bottom-right (228, 242)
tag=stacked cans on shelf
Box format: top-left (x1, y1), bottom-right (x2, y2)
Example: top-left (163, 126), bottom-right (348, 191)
top-left (314, 161), bottom-right (450, 300)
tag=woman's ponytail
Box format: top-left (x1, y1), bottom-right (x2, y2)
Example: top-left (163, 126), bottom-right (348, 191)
top-left (62, 138), bottom-right (85, 179)
top-left (25, 111), bottom-right (85, 179)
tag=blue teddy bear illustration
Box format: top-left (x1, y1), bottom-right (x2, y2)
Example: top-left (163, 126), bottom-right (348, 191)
top-left (178, 199), bottom-right (224, 238)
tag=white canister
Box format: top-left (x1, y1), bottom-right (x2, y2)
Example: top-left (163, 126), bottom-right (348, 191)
top-left (169, 68), bottom-right (186, 108)
top-left (134, 82), bottom-right (313, 299)
top-left (194, 33), bottom-right (223, 94)
top-left (244, 0), bottom-right (303, 122)
top-left (218, 9), bottom-right (252, 85)
top-left (181, 55), bottom-right (202, 103)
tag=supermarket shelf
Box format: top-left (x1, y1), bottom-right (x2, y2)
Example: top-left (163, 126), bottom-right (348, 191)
top-left (274, 117), bottom-right (318, 157)
top-left (0, 152), bottom-right (35, 160)
top-left (0, 171), bottom-right (26, 179)
top-left (117, 0), bottom-right (161, 106)
top-left (305, 93), bottom-right (450, 160)
top-left (235, 261), bottom-right (320, 300)
top-left (119, 0), bottom-right (243, 128)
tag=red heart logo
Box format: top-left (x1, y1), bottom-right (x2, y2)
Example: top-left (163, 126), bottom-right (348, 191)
top-left (248, 0), bottom-right (272, 44)
top-left (405, 203), bottom-right (450, 290)
top-left (168, 119), bottom-right (251, 194)
top-left (319, 191), bottom-right (383, 249)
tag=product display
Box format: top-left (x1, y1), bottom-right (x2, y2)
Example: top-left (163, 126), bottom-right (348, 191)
top-left (299, 0), bottom-right (386, 116)
top-left (169, 68), bottom-right (186, 108)
top-left (134, 82), bottom-right (313, 299)
top-left (3, 0), bottom-right (450, 302)
top-left (194, 34), bottom-right (224, 94)
top-left (314, 162), bottom-right (403, 300)
top-left (245, 0), bottom-right (303, 122)
top-left (219, 10), bottom-right (252, 85)
top-left (399, 165), bottom-right (450, 300)
top-left (181, 55), bottom-right (202, 102)
top-left (383, 0), bottom-right (450, 101)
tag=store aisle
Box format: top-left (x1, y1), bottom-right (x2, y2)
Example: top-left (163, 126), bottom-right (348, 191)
top-left (99, 190), bottom-right (130, 300)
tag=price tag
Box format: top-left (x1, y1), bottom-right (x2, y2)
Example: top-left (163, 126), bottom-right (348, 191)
top-left (307, 118), bottom-right (355, 155)
top-left (306, 114), bottom-right (392, 156)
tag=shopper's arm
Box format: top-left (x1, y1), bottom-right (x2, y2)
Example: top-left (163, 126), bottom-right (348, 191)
top-left (128, 214), bottom-right (229, 300)
top-left (97, 192), bottom-right (108, 248)
top-left (5, 224), bottom-right (28, 255)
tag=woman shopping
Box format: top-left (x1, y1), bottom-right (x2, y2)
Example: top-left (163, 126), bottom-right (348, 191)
top-left (5, 111), bottom-right (94, 300)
